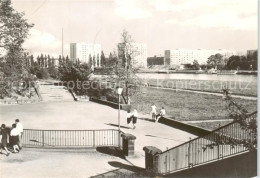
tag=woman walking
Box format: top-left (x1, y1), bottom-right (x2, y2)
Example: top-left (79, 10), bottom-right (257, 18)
top-left (10, 124), bottom-right (20, 153)
top-left (132, 109), bottom-right (138, 129)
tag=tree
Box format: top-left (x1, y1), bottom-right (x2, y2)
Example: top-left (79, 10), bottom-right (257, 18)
top-left (100, 51), bottom-right (105, 67)
top-left (58, 61), bottom-right (92, 95)
top-left (93, 55), bottom-right (96, 67)
top-left (89, 54), bottom-right (92, 67)
top-left (65, 55), bottom-right (69, 64)
top-left (207, 53), bottom-right (225, 69)
top-left (192, 60), bottom-right (200, 70)
top-left (44, 55), bottom-right (47, 68)
top-left (97, 54), bottom-right (100, 67)
top-left (47, 55), bottom-right (51, 68)
top-left (0, 0), bottom-right (34, 53)
top-left (108, 30), bottom-right (144, 104)
top-left (30, 55), bottom-right (34, 67)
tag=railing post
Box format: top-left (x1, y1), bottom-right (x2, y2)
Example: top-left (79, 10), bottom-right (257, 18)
top-left (218, 124), bottom-right (220, 160)
top-left (188, 137), bottom-right (191, 168)
top-left (118, 130), bottom-right (121, 148)
top-left (93, 130), bottom-right (95, 148)
top-left (42, 130), bottom-right (44, 147)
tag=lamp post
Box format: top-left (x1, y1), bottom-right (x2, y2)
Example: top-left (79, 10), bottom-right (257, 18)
top-left (117, 87), bottom-right (123, 131)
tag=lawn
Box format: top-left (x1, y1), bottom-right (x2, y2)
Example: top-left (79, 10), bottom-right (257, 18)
top-left (189, 121), bottom-right (233, 131)
top-left (131, 87), bottom-right (257, 121)
top-left (146, 79), bottom-right (257, 97)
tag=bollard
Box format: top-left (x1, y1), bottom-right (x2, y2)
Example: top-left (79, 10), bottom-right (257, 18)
top-left (121, 133), bottom-right (136, 156)
top-left (143, 146), bottom-right (162, 173)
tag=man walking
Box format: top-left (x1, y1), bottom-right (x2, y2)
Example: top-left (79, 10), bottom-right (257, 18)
top-left (15, 119), bottom-right (23, 149)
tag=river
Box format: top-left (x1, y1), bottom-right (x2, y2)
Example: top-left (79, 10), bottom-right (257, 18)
top-left (137, 73), bottom-right (257, 83)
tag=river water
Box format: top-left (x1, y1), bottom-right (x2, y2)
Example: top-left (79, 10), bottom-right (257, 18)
top-left (137, 73), bottom-right (257, 83)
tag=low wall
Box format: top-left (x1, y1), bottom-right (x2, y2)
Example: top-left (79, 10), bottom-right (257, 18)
top-left (90, 98), bottom-right (131, 111)
top-left (165, 150), bottom-right (257, 177)
top-left (158, 117), bottom-right (211, 137)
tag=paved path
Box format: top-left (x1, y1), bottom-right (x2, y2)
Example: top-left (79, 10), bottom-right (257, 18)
top-left (149, 86), bottom-right (257, 100)
top-left (0, 101), bottom-right (196, 177)
top-left (0, 149), bottom-right (132, 178)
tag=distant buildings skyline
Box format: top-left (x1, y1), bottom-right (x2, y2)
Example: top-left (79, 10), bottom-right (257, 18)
top-left (164, 49), bottom-right (239, 66)
top-left (68, 41), bottom-right (254, 68)
top-left (126, 43), bottom-right (147, 68)
top-left (70, 43), bottom-right (101, 67)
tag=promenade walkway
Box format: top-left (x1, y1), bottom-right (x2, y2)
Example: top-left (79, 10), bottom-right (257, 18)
top-left (0, 101), bottom-right (196, 177)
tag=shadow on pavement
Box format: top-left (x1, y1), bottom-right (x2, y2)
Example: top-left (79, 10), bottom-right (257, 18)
top-left (96, 146), bottom-right (125, 159)
top-left (138, 117), bottom-right (155, 123)
top-left (104, 123), bottom-right (130, 129)
top-left (108, 161), bottom-right (145, 173)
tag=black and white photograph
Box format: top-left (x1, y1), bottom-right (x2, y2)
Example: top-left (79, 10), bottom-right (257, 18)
top-left (0, 0), bottom-right (258, 177)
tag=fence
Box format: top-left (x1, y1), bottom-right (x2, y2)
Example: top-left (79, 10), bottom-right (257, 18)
top-left (22, 129), bottom-right (124, 148)
top-left (157, 111), bottom-right (257, 175)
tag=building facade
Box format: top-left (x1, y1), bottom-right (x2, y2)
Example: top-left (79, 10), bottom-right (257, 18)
top-left (118, 43), bottom-right (147, 68)
top-left (70, 43), bottom-right (101, 67)
top-left (247, 49), bottom-right (257, 57)
top-left (165, 49), bottom-right (237, 66)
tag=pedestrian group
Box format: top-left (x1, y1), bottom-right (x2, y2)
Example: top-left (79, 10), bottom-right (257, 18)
top-left (0, 119), bottom-right (23, 156)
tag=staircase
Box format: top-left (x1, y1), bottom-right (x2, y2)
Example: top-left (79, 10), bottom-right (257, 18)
top-left (38, 81), bottom-right (74, 102)
top-left (155, 111), bottom-right (257, 176)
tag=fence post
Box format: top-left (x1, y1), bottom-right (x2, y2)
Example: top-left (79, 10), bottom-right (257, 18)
top-left (218, 124), bottom-right (220, 160)
top-left (93, 130), bottom-right (95, 148)
top-left (42, 130), bottom-right (44, 147)
top-left (188, 137), bottom-right (191, 168)
top-left (118, 131), bottom-right (121, 148)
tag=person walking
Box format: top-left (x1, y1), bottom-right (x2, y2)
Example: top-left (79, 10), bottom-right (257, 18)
top-left (0, 124), bottom-right (11, 156)
top-left (15, 119), bottom-right (23, 149)
top-left (156, 107), bottom-right (166, 123)
top-left (10, 124), bottom-right (20, 153)
top-left (151, 104), bottom-right (157, 121)
top-left (126, 110), bottom-right (132, 128)
top-left (132, 109), bottom-right (138, 129)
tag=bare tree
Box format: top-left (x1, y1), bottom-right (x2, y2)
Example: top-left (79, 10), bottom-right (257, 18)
top-left (107, 30), bottom-right (145, 104)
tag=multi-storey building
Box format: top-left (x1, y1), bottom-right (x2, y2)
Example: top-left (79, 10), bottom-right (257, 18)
top-left (165, 49), bottom-right (237, 66)
top-left (118, 43), bottom-right (147, 68)
top-left (247, 49), bottom-right (257, 57)
top-left (70, 43), bottom-right (101, 67)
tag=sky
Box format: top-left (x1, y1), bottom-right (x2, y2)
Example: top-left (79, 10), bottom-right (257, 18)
top-left (12, 0), bottom-right (258, 57)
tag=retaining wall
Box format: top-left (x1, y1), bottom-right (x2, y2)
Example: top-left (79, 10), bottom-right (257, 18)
top-left (90, 98), bottom-right (131, 111)
top-left (158, 117), bottom-right (211, 136)
top-left (165, 150), bottom-right (257, 177)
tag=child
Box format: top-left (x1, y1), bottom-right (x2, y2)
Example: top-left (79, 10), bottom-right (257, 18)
top-left (156, 107), bottom-right (166, 122)
top-left (151, 104), bottom-right (157, 121)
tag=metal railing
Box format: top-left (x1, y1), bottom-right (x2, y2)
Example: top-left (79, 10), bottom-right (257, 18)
top-left (22, 129), bottom-right (124, 148)
top-left (157, 111), bottom-right (257, 174)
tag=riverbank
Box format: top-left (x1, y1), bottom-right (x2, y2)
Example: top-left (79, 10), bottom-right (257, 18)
top-left (131, 87), bottom-right (257, 122)
top-left (138, 70), bottom-right (257, 75)
top-left (145, 79), bottom-right (257, 96)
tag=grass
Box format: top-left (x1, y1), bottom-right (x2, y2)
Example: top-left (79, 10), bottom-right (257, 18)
top-left (146, 79), bottom-right (257, 97)
top-left (131, 87), bottom-right (257, 122)
top-left (189, 121), bottom-right (233, 131)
